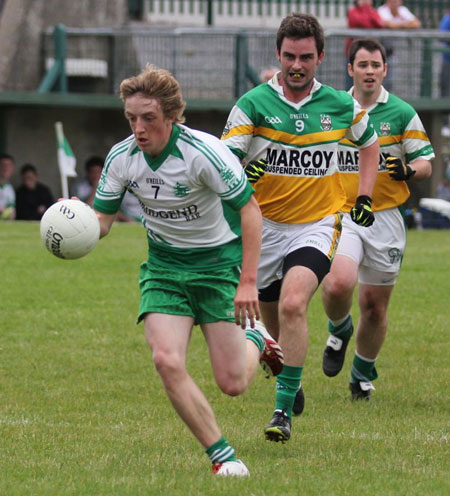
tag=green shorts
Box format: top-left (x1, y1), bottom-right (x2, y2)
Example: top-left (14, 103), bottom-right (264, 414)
top-left (138, 262), bottom-right (240, 325)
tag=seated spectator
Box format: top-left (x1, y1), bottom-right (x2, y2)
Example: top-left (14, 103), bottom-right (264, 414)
top-left (378, 0), bottom-right (421, 29)
top-left (72, 156), bottom-right (104, 205)
top-left (436, 161), bottom-right (450, 202)
top-left (377, 0), bottom-right (421, 90)
top-left (0, 153), bottom-right (16, 220)
top-left (15, 164), bottom-right (54, 220)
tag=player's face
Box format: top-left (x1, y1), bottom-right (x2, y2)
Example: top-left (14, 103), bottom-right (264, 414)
top-left (349, 48), bottom-right (386, 96)
top-left (124, 93), bottom-right (174, 157)
top-left (277, 36), bottom-right (324, 101)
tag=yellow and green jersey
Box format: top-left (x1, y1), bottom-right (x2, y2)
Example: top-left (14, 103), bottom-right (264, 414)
top-left (221, 77), bottom-right (377, 224)
top-left (338, 86), bottom-right (435, 212)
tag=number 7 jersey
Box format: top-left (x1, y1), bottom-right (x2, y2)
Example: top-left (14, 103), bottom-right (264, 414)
top-left (93, 124), bottom-right (254, 270)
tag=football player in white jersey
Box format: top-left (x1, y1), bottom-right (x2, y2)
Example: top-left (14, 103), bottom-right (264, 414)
top-left (222, 13), bottom-right (380, 443)
top-left (92, 65), bottom-right (284, 476)
top-left (321, 38), bottom-right (433, 400)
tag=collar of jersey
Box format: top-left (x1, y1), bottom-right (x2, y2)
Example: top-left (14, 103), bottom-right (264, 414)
top-left (348, 85), bottom-right (389, 112)
top-left (143, 124), bottom-right (182, 171)
top-left (268, 76), bottom-right (322, 109)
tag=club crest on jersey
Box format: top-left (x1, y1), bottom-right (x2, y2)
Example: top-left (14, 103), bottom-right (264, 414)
top-left (174, 182), bottom-right (190, 197)
top-left (380, 122), bottom-right (391, 136)
top-left (320, 114), bottom-right (332, 131)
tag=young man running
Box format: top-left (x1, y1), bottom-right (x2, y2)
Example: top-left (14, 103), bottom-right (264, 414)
top-left (92, 65), bottom-right (283, 475)
top-left (221, 14), bottom-right (380, 443)
top-left (321, 38), bottom-right (434, 399)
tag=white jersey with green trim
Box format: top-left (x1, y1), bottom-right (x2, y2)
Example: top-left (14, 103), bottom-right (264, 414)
top-left (94, 124), bottom-right (253, 270)
top-left (338, 86), bottom-right (435, 211)
top-left (221, 76), bottom-right (377, 224)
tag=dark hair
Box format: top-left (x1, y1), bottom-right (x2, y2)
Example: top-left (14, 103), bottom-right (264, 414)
top-left (276, 13), bottom-right (325, 55)
top-left (0, 153), bottom-right (15, 162)
top-left (348, 38), bottom-right (387, 66)
top-left (20, 163), bottom-right (37, 175)
top-left (85, 156), bottom-right (104, 171)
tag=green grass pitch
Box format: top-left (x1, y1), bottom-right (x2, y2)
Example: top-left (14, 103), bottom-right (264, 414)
top-left (0, 222), bottom-right (448, 495)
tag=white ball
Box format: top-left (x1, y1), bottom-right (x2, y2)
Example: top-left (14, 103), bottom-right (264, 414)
top-left (40, 200), bottom-right (100, 259)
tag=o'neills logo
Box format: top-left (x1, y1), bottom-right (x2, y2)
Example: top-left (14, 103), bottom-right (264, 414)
top-left (45, 226), bottom-right (64, 258)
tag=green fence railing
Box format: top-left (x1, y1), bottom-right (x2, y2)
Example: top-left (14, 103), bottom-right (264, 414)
top-left (38, 25), bottom-right (450, 106)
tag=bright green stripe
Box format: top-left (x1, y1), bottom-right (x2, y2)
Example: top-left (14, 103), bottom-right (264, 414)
top-left (93, 197), bottom-right (122, 214)
top-left (103, 138), bottom-right (134, 175)
top-left (96, 189), bottom-right (120, 197)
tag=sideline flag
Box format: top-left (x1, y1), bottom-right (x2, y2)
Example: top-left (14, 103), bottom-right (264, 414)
top-left (55, 122), bottom-right (77, 198)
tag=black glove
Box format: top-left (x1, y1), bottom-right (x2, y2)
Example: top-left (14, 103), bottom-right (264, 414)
top-left (350, 195), bottom-right (375, 227)
top-left (385, 156), bottom-right (416, 181)
top-left (244, 159), bottom-right (267, 184)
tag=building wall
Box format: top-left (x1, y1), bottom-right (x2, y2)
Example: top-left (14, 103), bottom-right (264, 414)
top-left (3, 105), bottom-right (230, 197)
top-left (0, 0), bottom-right (127, 91)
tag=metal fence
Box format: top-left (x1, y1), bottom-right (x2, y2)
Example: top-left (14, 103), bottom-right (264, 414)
top-left (40, 25), bottom-right (450, 102)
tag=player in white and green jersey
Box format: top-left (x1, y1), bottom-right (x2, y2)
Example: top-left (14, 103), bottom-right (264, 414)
top-left (222, 13), bottom-right (380, 443)
top-left (92, 65), bottom-right (284, 477)
top-left (321, 38), bottom-right (434, 400)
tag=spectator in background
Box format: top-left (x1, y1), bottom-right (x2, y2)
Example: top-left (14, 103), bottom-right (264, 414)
top-left (377, 0), bottom-right (421, 29)
top-left (15, 164), bottom-right (54, 220)
top-left (0, 153), bottom-right (16, 220)
top-left (72, 155), bottom-right (104, 205)
top-left (440, 10), bottom-right (450, 137)
top-left (436, 161), bottom-right (450, 202)
top-left (377, 0), bottom-right (421, 90)
top-left (345, 0), bottom-right (385, 89)
top-left (259, 66), bottom-right (279, 83)
top-left (115, 190), bottom-right (142, 223)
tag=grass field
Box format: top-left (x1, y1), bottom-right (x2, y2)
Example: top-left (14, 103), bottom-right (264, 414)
top-left (0, 222), bottom-right (449, 495)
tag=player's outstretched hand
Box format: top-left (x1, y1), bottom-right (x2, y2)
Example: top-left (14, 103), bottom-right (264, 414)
top-left (244, 159), bottom-right (267, 184)
top-left (350, 195), bottom-right (374, 227)
top-left (385, 156), bottom-right (416, 181)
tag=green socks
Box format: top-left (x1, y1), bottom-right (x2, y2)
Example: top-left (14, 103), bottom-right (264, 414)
top-left (206, 436), bottom-right (236, 465)
top-left (350, 352), bottom-right (378, 383)
top-left (329, 314), bottom-right (353, 340)
top-left (245, 327), bottom-right (265, 354)
top-left (275, 364), bottom-right (304, 418)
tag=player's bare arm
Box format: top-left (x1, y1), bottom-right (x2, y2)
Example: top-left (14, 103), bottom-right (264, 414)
top-left (357, 139), bottom-right (380, 198)
top-left (235, 195), bottom-right (262, 329)
top-left (95, 211), bottom-right (116, 238)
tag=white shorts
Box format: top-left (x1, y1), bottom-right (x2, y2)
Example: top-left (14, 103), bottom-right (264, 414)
top-left (337, 208), bottom-right (406, 286)
top-left (257, 214), bottom-right (342, 290)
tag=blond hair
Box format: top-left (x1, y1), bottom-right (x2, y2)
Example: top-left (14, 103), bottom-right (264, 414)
top-left (120, 64), bottom-right (186, 123)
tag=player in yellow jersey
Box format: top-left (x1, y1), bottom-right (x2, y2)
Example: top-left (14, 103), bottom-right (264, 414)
top-left (321, 38), bottom-right (434, 400)
top-left (222, 14), bottom-right (380, 442)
